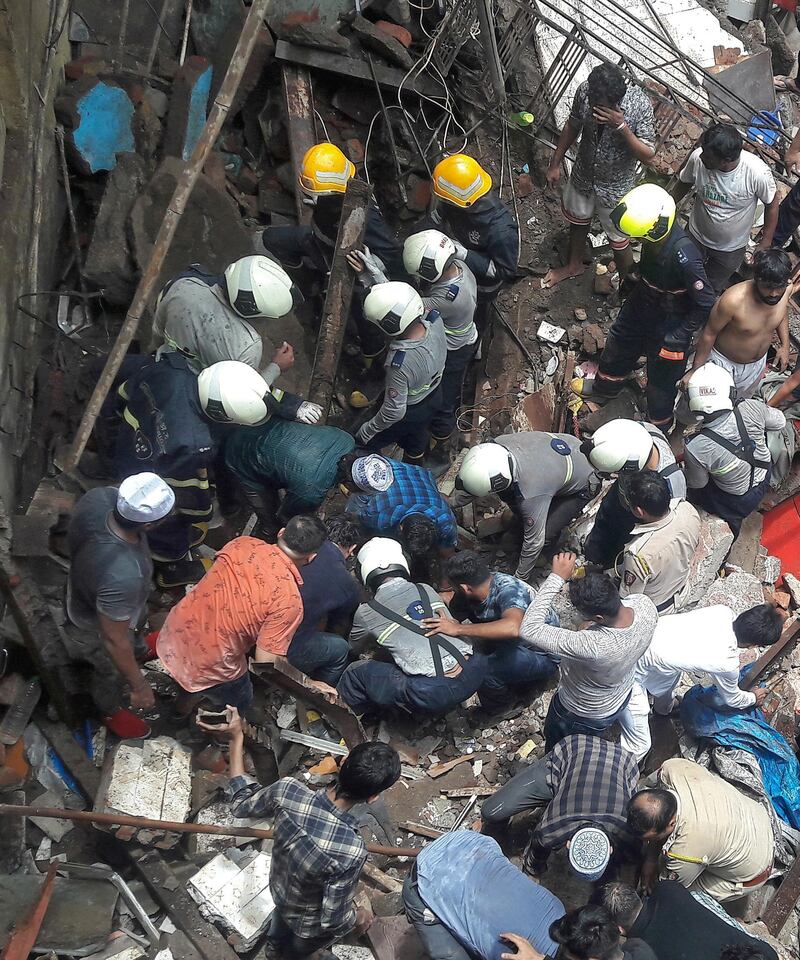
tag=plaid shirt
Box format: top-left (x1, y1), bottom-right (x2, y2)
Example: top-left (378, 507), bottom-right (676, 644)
top-left (228, 775), bottom-right (366, 939)
top-left (534, 735), bottom-right (639, 852)
top-left (345, 459), bottom-right (458, 547)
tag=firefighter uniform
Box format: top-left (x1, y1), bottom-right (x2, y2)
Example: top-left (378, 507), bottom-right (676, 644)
top-left (431, 193), bottom-right (519, 295)
top-left (423, 260), bottom-right (479, 442)
top-left (593, 225), bottom-right (717, 428)
top-left (357, 312), bottom-right (448, 462)
top-left (154, 265), bottom-right (281, 379)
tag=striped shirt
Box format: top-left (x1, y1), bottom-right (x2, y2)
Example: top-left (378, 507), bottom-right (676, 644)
top-left (534, 734), bottom-right (639, 851)
top-left (228, 775), bottom-right (366, 939)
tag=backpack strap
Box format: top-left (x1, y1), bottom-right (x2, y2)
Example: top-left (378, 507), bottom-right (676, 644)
top-left (698, 404), bottom-right (771, 489)
top-left (367, 584), bottom-right (468, 679)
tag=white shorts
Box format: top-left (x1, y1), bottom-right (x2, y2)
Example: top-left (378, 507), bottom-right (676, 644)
top-left (709, 347), bottom-right (767, 400)
top-left (562, 180), bottom-right (630, 250)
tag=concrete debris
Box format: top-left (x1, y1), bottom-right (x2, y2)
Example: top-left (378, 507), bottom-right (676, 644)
top-left (783, 573), bottom-right (800, 608)
top-left (276, 700), bottom-right (298, 729)
top-left (83, 152), bottom-right (149, 306)
top-left (188, 848), bottom-right (275, 950)
top-left (28, 790), bottom-right (75, 841)
top-left (84, 935), bottom-right (145, 960)
top-left (697, 566), bottom-right (767, 616)
top-left (279, 20), bottom-right (353, 53)
top-left (56, 78), bottom-right (136, 175)
top-left (332, 947), bottom-right (376, 959)
top-left (163, 56), bottom-right (213, 161)
top-left (680, 510), bottom-right (735, 608)
top-left (95, 737), bottom-right (192, 847)
top-left (754, 552), bottom-right (781, 586)
top-left (350, 15), bottom-right (414, 69)
top-left (191, 802), bottom-right (273, 854)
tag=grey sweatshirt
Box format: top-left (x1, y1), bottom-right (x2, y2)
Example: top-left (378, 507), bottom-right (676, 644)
top-left (422, 261), bottom-right (478, 352)
top-left (520, 573), bottom-right (657, 718)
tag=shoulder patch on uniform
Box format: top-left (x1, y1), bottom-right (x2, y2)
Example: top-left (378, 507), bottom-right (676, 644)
top-left (391, 351), bottom-right (405, 368)
top-left (406, 599), bottom-right (426, 621)
top-left (676, 249), bottom-right (688, 264)
top-left (388, 387), bottom-right (399, 399)
top-left (550, 437), bottom-right (571, 456)
top-left (445, 284), bottom-right (459, 302)
top-left (624, 570), bottom-right (636, 587)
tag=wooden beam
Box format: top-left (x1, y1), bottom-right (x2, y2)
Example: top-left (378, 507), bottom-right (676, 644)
top-left (281, 64), bottom-right (314, 225)
top-left (308, 176), bottom-right (370, 420)
top-left (274, 40), bottom-right (444, 98)
top-left (37, 718), bottom-right (101, 801)
top-left (762, 856), bottom-right (800, 935)
top-left (741, 620), bottom-right (800, 691)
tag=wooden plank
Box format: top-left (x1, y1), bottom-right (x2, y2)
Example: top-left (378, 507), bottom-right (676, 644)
top-left (440, 786), bottom-right (495, 798)
top-left (762, 856), bottom-right (800, 935)
top-left (281, 64), bottom-right (314, 225)
top-left (427, 754), bottom-right (484, 779)
top-left (400, 821), bottom-right (444, 839)
top-left (132, 848), bottom-right (240, 960)
top-left (740, 620), bottom-right (800, 690)
top-left (274, 40), bottom-right (443, 98)
top-left (309, 177), bottom-right (370, 419)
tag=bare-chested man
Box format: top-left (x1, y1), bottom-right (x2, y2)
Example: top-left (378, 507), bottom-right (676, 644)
top-left (681, 249), bottom-right (794, 400)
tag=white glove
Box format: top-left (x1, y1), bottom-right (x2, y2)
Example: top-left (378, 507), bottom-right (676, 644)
top-left (354, 246), bottom-right (389, 286)
top-left (296, 402), bottom-right (323, 424)
top-left (452, 241), bottom-right (469, 261)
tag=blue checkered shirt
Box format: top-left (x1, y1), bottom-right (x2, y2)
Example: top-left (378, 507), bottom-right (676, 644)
top-left (345, 459), bottom-right (458, 547)
top-left (228, 775), bottom-right (366, 938)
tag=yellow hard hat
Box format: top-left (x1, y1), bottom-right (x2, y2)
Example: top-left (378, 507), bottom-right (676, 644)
top-left (610, 184), bottom-right (675, 242)
top-left (299, 142), bottom-right (355, 197)
top-left (432, 154), bottom-right (492, 207)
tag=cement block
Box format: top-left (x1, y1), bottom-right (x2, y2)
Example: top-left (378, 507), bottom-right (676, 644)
top-left (56, 78), bottom-right (136, 175)
top-left (754, 552), bottom-right (781, 585)
top-left (84, 152), bottom-right (148, 305)
top-left (164, 56), bottom-right (212, 161)
top-left (188, 848), bottom-right (275, 950)
top-left (783, 572), bottom-right (800, 607)
top-left (696, 567), bottom-right (766, 616)
top-left (681, 510), bottom-right (735, 608)
top-left (209, 6), bottom-right (274, 116)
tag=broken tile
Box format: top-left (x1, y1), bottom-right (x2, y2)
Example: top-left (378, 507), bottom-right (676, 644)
top-left (28, 790), bottom-right (74, 841)
top-left (191, 802), bottom-right (272, 854)
top-left (188, 849), bottom-right (275, 950)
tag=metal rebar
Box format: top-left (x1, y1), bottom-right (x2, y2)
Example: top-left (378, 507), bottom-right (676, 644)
top-left (146, 0), bottom-right (175, 74)
top-left (62, 0), bottom-right (271, 474)
top-left (0, 804), bottom-right (422, 858)
top-left (114, 0), bottom-right (131, 70)
top-left (179, 0), bottom-right (194, 65)
top-left (55, 126), bottom-right (89, 300)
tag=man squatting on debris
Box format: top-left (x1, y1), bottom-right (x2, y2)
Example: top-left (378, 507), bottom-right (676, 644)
top-left (59, 137), bottom-right (799, 960)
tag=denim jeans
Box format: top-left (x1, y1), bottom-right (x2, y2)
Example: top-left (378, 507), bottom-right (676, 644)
top-left (287, 631), bottom-right (351, 686)
top-left (265, 908), bottom-right (335, 960)
top-left (198, 671), bottom-right (254, 716)
top-left (543, 690), bottom-right (630, 752)
top-left (478, 643), bottom-right (558, 713)
top-left (687, 474), bottom-right (771, 540)
top-left (337, 653), bottom-right (488, 715)
top-left (402, 873), bottom-right (471, 960)
top-left (481, 755), bottom-right (553, 824)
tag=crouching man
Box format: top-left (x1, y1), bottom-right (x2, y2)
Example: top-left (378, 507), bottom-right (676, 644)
top-left (205, 706), bottom-right (400, 960)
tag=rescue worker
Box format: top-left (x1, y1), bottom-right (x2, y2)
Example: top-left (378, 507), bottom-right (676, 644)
top-left (455, 433), bottom-right (597, 581)
top-left (574, 184), bottom-right (717, 431)
top-left (403, 229), bottom-right (479, 468)
top-left (113, 356), bottom-right (322, 586)
top-left (337, 538), bottom-right (489, 716)
top-left (154, 255), bottom-right (302, 376)
top-left (428, 153), bottom-right (519, 314)
top-left (225, 422), bottom-right (355, 542)
top-left (684, 363), bottom-right (786, 537)
top-left (349, 229), bottom-right (479, 471)
top-left (617, 471), bottom-right (701, 613)
top-left (263, 141), bottom-right (404, 367)
top-left (581, 419), bottom-right (686, 569)
top-left (354, 282), bottom-right (447, 465)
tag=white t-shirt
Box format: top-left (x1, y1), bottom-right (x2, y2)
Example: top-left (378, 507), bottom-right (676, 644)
top-left (680, 148), bottom-right (776, 252)
top-left (635, 604), bottom-right (756, 709)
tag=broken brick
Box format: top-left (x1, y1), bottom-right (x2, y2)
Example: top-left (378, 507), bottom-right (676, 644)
top-left (773, 589), bottom-right (791, 610)
top-left (405, 172), bottom-right (431, 213)
top-left (516, 173), bottom-right (534, 197)
top-left (374, 20), bottom-right (412, 48)
top-left (345, 138), bottom-right (365, 165)
top-left (350, 15), bottom-right (414, 69)
top-left (64, 55), bottom-right (108, 82)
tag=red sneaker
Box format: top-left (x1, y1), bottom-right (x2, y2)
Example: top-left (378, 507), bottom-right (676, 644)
top-left (142, 630), bottom-right (160, 657)
top-left (102, 709), bottom-right (151, 739)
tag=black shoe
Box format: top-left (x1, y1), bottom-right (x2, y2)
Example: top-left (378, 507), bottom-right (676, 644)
top-left (468, 701), bottom-right (527, 727)
top-left (155, 557), bottom-right (211, 589)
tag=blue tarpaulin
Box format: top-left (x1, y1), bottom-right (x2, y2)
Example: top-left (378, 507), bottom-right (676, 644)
top-left (681, 670), bottom-right (800, 829)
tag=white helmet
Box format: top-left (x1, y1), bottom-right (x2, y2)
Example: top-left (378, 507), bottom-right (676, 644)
top-left (197, 360), bottom-right (272, 426)
top-left (456, 442), bottom-right (516, 496)
top-left (357, 537), bottom-right (409, 589)
top-left (687, 363), bottom-right (734, 416)
top-left (403, 230), bottom-right (457, 283)
top-left (364, 282), bottom-right (425, 337)
top-left (581, 419), bottom-right (653, 474)
top-left (224, 256), bottom-right (301, 319)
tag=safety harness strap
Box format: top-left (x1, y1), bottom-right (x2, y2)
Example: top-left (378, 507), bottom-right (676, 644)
top-left (699, 404), bottom-right (770, 489)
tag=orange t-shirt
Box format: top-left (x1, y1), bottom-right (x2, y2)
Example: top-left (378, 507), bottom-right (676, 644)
top-left (157, 537), bottom-right (303, 692)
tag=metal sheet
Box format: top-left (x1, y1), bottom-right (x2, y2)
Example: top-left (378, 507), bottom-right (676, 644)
top-left (704, 51), bottom-right (777, 123)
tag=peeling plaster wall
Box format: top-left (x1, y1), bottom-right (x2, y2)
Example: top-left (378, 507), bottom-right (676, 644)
top-left (0, 1), bottom-right (69, 512)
